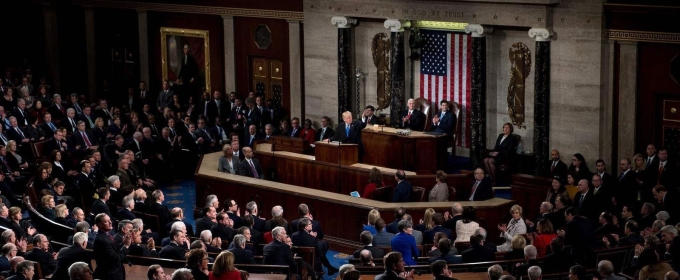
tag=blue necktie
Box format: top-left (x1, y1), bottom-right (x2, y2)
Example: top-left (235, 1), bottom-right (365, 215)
top-left (49, 122), bottom-right (56, 132)
top-left (345, 125), bottom-right (350, 137)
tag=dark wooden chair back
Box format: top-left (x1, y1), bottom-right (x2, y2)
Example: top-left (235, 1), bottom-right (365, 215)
top-left (448, 186), bottom-right (457, 201)
top-left (414, 98), bottom-right (432, 131)
top-left (373, 185), bottom-right (394, 202)
top-left (31, 140), bottom-right (49, 163)
top-left (454, 241), bottom-right (471, 254)
top-left (293, 246), bottom-right (318, 279)
top-left (411, 186), bottom-right (426, 202)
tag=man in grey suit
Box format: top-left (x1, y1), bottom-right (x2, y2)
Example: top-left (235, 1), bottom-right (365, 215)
top-left (371, 218), bottom-right (394, 247)
top-left (402, 214), bottom-right (423, 245)
top-left (597, 260), bottom-right (625, 280)
top-left (156, 80), bottom-right (174, 112)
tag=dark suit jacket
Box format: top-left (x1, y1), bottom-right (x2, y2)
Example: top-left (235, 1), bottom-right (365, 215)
top-left (159, 243), bottom-right (187, 260)
top-left (423, 226), bottom-right (453, 246)
top-left (48, 104), bottom-right (66, 121)
top-left (542, 250), bottom-right (575, 274)
top-left (491, 134), bottom-right (517, 163)
top-left (595, 223), bottom-right (621, 236)
top-left (615, 170), bottom-right (637, 206)
top-left (545, 160), bottom-right (568, 179)
top-left (442, 215), bottom-right (465, 232)
top-left (431, 111), bottom-right (455, 134)
top-left (291, 218), bottom-right (324, 240)
top-left (156, 90), bottom-right (174, 110)
top-left (238, 158), bottom-right (264, 179)
top-left (93, 231), bottom-right (127, 280)
top-left (195, 217), bottom-right (217, 235)
top-left (363, 115), bottom-right (379, 125)
top-left (316, 127), bottom-right (334, 141)
top-left (657, 161), bottom-right (679, 189)
top-left (117, 208), bottom-right (136, 221)
top-left (149, 202), bottom-right (173, 228)
top-left (574, 191), bottom-right (598, 223)
top-left (211, 224), bottom-right (234, 242)
top-left (470, 179), bottom-right (493, 201)
top-left (165, 219), bottom-right (195, 237)
top-left (91, 199), bottom-right (111, 218)
top-left (52, 244), bottom-right (93, 280)
top-left (461, 245), bottom-right (494, 263)
top-left (60, 117), bottom-right (78, 134)
top-left (229, 246), bottom-right (255, 264)
top-left (352, 245), bottom-right (385, 259)
top-left (243, 132), bottom-right (264, 148)
top-left (11, 108), bottom-right (30, 126)
top-left (563, 216), bottom-right (596, 260)
top-left (25, 247), bottom-right (57, 275)
top-left (429, 253), bottom-right (462, 264)
top-left (393, 180), bottom-right (412, 202)
top-left (400, 109), bottom-right (425, 131)
top-left (6, 127), bottom-right (28, 143)
top-left (514, 259), bottom-right (539, 277)
top-left (263, 240), bottom-right (297, 271)
top-left (291, 230), bottom-right (323, 267)
top-left (331, 120), bottom-right (366, 145)
top-left (375, 271), bottom-right (403, 280)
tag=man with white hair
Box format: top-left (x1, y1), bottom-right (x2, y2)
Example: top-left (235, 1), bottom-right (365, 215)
top-left (474, 227), bottom-right (497, 252)
top-left (525, 202), bottom-right (553, 232)
top-left (171, 268), bottom-right (194, 280)
top-left (265, 205), bottom-right (290, 232)
top-left (400, 98), bottom-right (424, 131)
top-left (117, 194), bottom-right (136, 220)
top-left (54, 232), bottom-right (93, 279)
top-left (200, 230), bottom-right (221, 253)
top-left (229, 234), bottom-right (254, 264)
top-left (527, 266), bottom-right (542, 280)
top-left (61, 107), bottom-right (78, 133)
top-left (263, 226), bottom-right (297, 272)
top-left (513, 245), bottom-right (538, 277)
top-left (67, 261), bottom-right (92, 280)
top-left (597, 260), bottom-right (625, 280)
top-left (245, 201), bottom-right (266, 232)
top-left (443, 202), bottom-right (464, 231)
top-left (488, 264), bottom-right (503, 280)
top-left (162, 221), bottom-right (189, 248)
top-left (0, 243), bottom-right (16, 271)
top-left (660, 225), bottom-right (680, 270)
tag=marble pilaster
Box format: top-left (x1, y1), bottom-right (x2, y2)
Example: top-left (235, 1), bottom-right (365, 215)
top-left (85, 7), bottom-right (97, 99)
top-left (618, 41), bottom-right (638, 161)
top-left (332, 16), bottom-right (356, 121)
top-left (529, 28), bottom-right (551, 176)
top-left (465, 24), bottom-right (492, 168)
top-left (289, 20), bottom-right (303, 119)
top-left (385, 19), bottom-right (408, 127)
top-left (137, 10), bottom-right (150, 86)
top-left (222, 15), bottom-right (236, 94)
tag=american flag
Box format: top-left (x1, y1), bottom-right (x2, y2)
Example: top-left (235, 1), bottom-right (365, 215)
top-left (420, 30), bottom-right (471, 148)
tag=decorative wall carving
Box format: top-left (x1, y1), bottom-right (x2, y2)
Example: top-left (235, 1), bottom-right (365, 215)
top-left (608, 30), bottom-right (680, 44)
top-left (507, 42), bottom-right (531, 129)
top-left (372, 33), bottom-right (391, 111)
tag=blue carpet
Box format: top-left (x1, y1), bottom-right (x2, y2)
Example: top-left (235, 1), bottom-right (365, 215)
top-left (160, 180), bottom-right (197, 228)
top-left (494, 189), bottom-right (511, 200)
top-left (325, 250), bottom-right (350, 280)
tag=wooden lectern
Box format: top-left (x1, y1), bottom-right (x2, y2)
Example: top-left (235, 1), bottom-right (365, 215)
top-left (314, 141), bottom-right (359, 165)
top-left (271, 136), bottom-right (311, 154)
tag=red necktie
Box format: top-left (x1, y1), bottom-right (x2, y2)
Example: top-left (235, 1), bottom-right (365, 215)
top-left (408, 111), bottom-right (412, 118)
top-left (82, 132), bottom-right (92, 146)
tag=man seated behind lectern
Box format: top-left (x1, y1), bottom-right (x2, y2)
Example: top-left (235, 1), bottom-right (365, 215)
top-left (431, 100), bottom-right (455, 134)
top-left (401, 98), bottom-right (425, 131)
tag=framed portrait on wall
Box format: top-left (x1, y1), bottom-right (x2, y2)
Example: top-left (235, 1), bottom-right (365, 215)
top-left (160, 27), bottom-right (211, 94)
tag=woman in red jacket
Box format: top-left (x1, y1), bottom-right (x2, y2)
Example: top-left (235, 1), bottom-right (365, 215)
top-left (528, 219), bottom-right (558, 257)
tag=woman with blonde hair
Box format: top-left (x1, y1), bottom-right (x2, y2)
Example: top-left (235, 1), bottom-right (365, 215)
top-left (40, 195), bottom-right (56, 220)
top-left (503, 235), bottom-right (526, 260)
top-left (632, 153), bottom-right (654, 202)
top-left (415, 208), bottom-right (435, 232)
top-left (362, 167), bottom-right (383, 199)
top-left (429, 170), bottom-right (450, 202)
top-left (55, 204), bottom-right (69, 226)
top-left (497, 204), bottom-right (527, 252)
top-left (209, 251), bottom-right (241, 280)
top-left (363, 209), bottom-right (381, 234)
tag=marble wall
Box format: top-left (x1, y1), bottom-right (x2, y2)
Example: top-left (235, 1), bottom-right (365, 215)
top-left (303, 0), bottom-right (606, 166)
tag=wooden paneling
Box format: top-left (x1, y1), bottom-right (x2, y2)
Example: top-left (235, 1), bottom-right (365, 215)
top-left (636, 43), bottom-right (680, 153)
top-left (510, 174), bottom-right (552, 221)
top-left (362, 129), bottom-right (448, 174)
top-left (147, 12), bottom-right (224, 95)
top-left (234, 17), bottom-right (290, 112)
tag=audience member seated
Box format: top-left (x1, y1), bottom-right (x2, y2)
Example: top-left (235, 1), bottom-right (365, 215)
top-left (428, 238), bottom-right (461, 264)
top-left (455, 206), bottom-right (479, 243)
top-left (469, 168), bottom-right (493, 201)
top-left (118, 194), bottom-right (136, 220)
top-left (392, 170), bottom-right (412, 202)
top-left (108, 175), bottom-right (125, 206)
top-left (67, 261), bottom-right (92, 280)
top-left (211, 212), bottom-right (234, 244)
top-left (488, 265), bottom-right (503, 280)
top-left (362, 168), bottom-right (383, 200)
top-left (13, 260), bottom-right (35, 280)
top-left (67, 221), bottom-right (95, 249)
top-left (660, 225), bottom-right (680, 271)
top-left (209, 250), bottom-right (241, 280)
top-left (8, 207), bottom-right (34, 242)
top-left (414, 208), bottom-right (434, 233)
top-left (375, 252), bottom-right (415, 280)
top-left (54, 204), bottom-right (69, 225)
top-left (353, 231), bottom-right (385, 259)
top-left (38, 194), bottom-right (56, 220)
top-left (429, 170), bottom-right (450, 202)
top-left (428, 232), bottom-right (459, 257)
top-left (228, 234), bottom-right (254, 264)
top-left (263, 226), bottom-right (298, 279)
top-left (172, 268), bottom-right (193, 280)
top-left (402, 214), bottom-right (423, 245)
top-left (359, 249), bottom-right (375, 267)
top-left (372, 218), bottom-right (394, 247)
top-left (196, 206), bottom-right (218, 234)
top-left (24, 233), bottom-right (56, 276)
top-left (603, 220), bottom-right (644, 248)
top-left (186, 248), bottom-right (209, 280)
top-left (431, 260), bottom-right (456, 280)
top-left (0, 243), bottom-right (16, 271)
top-left (637, 247), bottom-right (673, 280)
top-left (159, 229), bottom-right (188, 260)
top-left (546, 176), bottom-right (566, 207)
top-left (217, 144), bottom-right (239, 175)
top-left (391, 220), bottom-right (419, 266)
top-left (483, 122), bottom-right (517, 182)
top-left (147, 264), bottom-right (169, 280)
top-left (542, 238), bottom-right (574, 274)
top-left (504, 235), bottom-right (526, 260)
top-left (424, 213), bottom-right (453, 245)
top-left (52, 232), bottom-right (92, 280)
top-left (461, 234), bottom-right (494, 263)
top-left (264, 205), bottom-right (290, 233)
top-left (497, 205), bottom-right (527, 252)
top-left (513, 245), bottom-right (538, 277)
top-left (362, 209), bottom-right (380, 235)
top-left (595, 260), bottom-right (625, 280)
top-left (443, 203), bottom-right (464, 232)
top-left (526, 219), bottom-right (557, 258)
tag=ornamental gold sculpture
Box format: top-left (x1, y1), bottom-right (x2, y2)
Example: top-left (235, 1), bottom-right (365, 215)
top-left (372, 33), bottom-right (391, 111)
top-left (508, 42), bottom-right (531, 129)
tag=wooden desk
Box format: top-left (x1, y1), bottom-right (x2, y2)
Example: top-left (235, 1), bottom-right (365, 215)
top-left (195, 153), bottom-right (515, 253)
top-left (362, 127), bottom-right (448, 174)
top-left (315, 141), bottom-right (359, 165)
top-left (272, 136), bottom-right (311, 154)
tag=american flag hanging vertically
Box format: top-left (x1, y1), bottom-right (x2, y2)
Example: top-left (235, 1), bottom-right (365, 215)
top-left (419, 30), bottom-right (472, 148)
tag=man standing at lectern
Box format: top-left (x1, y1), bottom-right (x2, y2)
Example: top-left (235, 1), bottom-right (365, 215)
top-left (328, 110), bottom-right (369, 154)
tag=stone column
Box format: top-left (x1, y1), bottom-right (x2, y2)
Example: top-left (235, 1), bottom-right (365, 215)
top-left (384, 19), bottom-right (409, 127)
top-left (331, 16), bottom-right (356, 121)
top-left (618, 41), bottom-right (638, 160)
top-left (465, 24), bottom-right (492, 168)
top-left (84, 7), bottom-right (97, 100)
top-left (137, 10), bottom-right (150, 86)
top-left (529, 28), bottom-right (552, 176)
top-left (43, 5), bottom-right (60, 93)
top-left (222, 15), bottom-right (236, 94)
top-left (288, 19), bottom-right (303, 119)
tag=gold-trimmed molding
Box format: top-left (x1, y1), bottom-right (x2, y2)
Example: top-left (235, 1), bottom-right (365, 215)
top-left (69, 0), bottom-right (304, 20)
top-left (412, 21), bottom-right (468, 31)
top-left (608, 29), bottom-right (680, 44)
